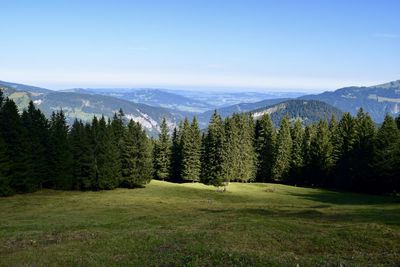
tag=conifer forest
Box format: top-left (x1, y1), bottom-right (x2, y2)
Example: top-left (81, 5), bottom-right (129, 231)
top-left (1, 90), bottom-right (399, 196)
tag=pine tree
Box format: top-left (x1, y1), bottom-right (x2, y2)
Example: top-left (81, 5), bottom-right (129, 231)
top-left (352, 109), bottom-right (376, 191)
top-left (308, 120), bottom-right (333, 186)
top-left (180, 117), bottom-right (202, 182)
top-left (120, 120), bottom-right (153, 187)
top-left (272, 116), bottom-right (292, 181)
top-left (334, 112), bottom-right (356, 189)
top-left (170, 126), bottom-right (182, 182)
top-left (48, 111), bottom-right (73, 189)
top-left (21, 101), bottom-right (51, 191)
top-left (153, 118), bottom-right (171, 180)
top-left (0, 135), bottom-right (12, 196)
top-left (201, 111), bottom-right (226, 188)
top-left (289, 119), bottom-right (304, 183)
top-left (302, 124), bottom-right (317, 185)
top-left (110, 109), bottom-right (125, 183)
top-left (69, 120), bottom-right (96, 190)
top-left (0, 98), bottom-right (31, 192)
top-left (254, 113), bottom-right (276, 182)
top-left (373, 114), bottom-right (400, 192)
top-left (223, 114), bottom-right (255, 182)
top-left (93, 116), bottom-right (120, 190)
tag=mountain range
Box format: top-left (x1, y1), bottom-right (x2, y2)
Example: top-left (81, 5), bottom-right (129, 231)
top-left (1, 79), bottom-right (399, 134)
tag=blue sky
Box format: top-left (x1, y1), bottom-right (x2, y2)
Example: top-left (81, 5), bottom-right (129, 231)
top-left (1, 0), bottom-right (399, 91)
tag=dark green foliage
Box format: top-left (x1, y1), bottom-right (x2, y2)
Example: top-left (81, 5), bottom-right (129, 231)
top-left (288, 119), bottom-right (304, 183)
top-left (180, 117), bottom-right (202, 182)
top-left (48, 111), bottom-right (73, 189)
top-left (223, 114), bottom-right (256, 182)
top-left (170, 126), bottom-right (183, 182)
top-left (92, 116), bottom-right (120, 190)
top-left (373, 114), bottom-right (400, 192)
top-left (21, 102), bottom-right (51, 191)
top-left (333, 113), bottom-right (356, 189)
top-left (153, 118), bottom-right (171, 180)
top-left (308, 120), bottom-right (333, 186)
top-left (201, 111), bottom-right (226, 187)
top-left (352, 109), bottom-right (376, 191)
top-left (0, 135), bottom-right (12, 196)
top-left (272, 116), bottom-right (292, 181)
top-left (0, 98), bottom-right (31, 192)
top-left (254, 113), bottom-right (276, 182)
top-left (120, 120), bottom-right (153, 188)
top-left (69, 120), bottom-right (96, 190)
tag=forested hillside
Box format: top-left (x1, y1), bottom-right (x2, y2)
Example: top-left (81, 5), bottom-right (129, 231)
top-left (1, 90), bottom-right (399, 196)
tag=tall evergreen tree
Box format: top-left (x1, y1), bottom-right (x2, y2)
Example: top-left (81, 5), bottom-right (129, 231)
top-left (352, 109), bottom-right (376, 191)
top-left (308, 120), bottom-right (333, 186)
top-left (373, 114), bottom-right (400, 192)
top-left (334, 112), bottom-right (356, 189)
top-left (0, 135), bottom-right (12, 196)
top-left (153, 118), bottom-right (171, 180)
top-left (201, 111), bottom-right (226, 188)
top-left (21, 101), bottom-right (51, 190)
top-left (92, 116), bottom-right (120, 190)
top-left (272, 116), bottom-right (292, 182)
top-left (254, 113), bottom-right (276, 182)
top-left (110, 109), bottom-right (125, 183)
top-left (69, 120), bottom-right (96, 190)
top-left (302, 124), bottom-right (317, 185)
top-left (48, 111), bottom-right (73, 189)
top-left (170, 126), bottom-right (182, 182)
top-left (0, 98), bottom-right (31, 192)
top-left (289, 119), bottom-right (304, 183)
top-left (180, 117), bottom-right (202, 182)
top-left (223, 114), bottom-right (255, 182)
top-left (120, 120), bottom-right (153, 187)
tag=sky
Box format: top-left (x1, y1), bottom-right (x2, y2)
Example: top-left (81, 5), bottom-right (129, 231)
top-left (0, 0), bottom-right (399, 92)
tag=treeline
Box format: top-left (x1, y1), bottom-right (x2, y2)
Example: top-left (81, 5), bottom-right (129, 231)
top-left (0, 91), bottom-right (152, 196)
top-left (154, 110), bottom-right (400, 194)
top-left (1, 90), bottom-right (399, 196)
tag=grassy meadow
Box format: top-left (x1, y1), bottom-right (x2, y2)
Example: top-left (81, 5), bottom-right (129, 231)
top-left (0, 180), bottom-right (399, 266)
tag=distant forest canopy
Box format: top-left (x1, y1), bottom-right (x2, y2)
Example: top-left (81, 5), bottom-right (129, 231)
top-left (0, 90), bottom-right (399, 196)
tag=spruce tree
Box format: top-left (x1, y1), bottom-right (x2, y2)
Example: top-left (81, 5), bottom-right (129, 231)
top-left (21, 101), bottom-right (51, 190)
top-left (180, 117), bottom-right (202, 182)
top-left (254, 113), bottom-right (276, 182)
top-left (302, 124), bottom-right (317, 185)
top-left (120, 120), bottom-right (153, 187)
top-left (289, 119), bottom-right (304, 183)
top-left (48, 111), bottom-right (73, 189)
top-left (201, 111), bottom-right (226, 188)
top-left (223, 114), bottom-right (255, 182)
top-left (272, 116), bottom-right (292, 182)
top-left (93, 116), bottom-right (120, 190)
top-left (69, 120), bottom-right (96, 190)
top-left (334, 112), bottom-right (356, 189)
top-left (308, 120), bottom-right (333, 186)
top-left (352, 109), bottom-right (376, 191)
top-left (153, 118), bottom-right (171, 180)
top-left (170, 126), bottom-right (182, 182)
top-left (0, 98), bottom-right (31, 192)
top-left (0, 135), bottom-right (12, 196)
top-left (373, 114), bottom-right (400, 192)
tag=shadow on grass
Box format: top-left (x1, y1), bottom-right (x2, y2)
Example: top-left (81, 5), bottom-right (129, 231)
top-left (288, 190), bottom-right (400, 206)
top-left (241, 207), bottom-right (400, 226)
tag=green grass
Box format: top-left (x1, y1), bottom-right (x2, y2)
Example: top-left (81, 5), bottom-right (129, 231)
top-left (1, 181), bottom-right (399, 266)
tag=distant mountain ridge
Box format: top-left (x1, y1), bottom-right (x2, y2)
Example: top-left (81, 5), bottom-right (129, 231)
top-left (61, 88), bottom-right (212, 113)
top-left (300, 80), bottom-right (400, 122)
top-left (250, 99), bottom-right (343, 126)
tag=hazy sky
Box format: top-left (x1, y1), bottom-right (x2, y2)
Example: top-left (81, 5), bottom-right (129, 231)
top-left (1, 0), bottom-right (399, 91)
